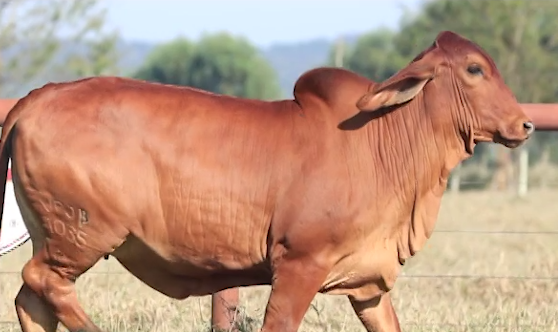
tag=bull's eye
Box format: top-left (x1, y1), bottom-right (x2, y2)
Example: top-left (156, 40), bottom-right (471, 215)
top-left (467, 64), bottom-right (483, 76)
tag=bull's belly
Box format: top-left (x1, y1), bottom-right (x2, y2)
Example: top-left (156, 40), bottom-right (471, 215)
top-left (111, 234), bottom-right (272, 299)
top-left (107, 176), bottom-right (274, 298)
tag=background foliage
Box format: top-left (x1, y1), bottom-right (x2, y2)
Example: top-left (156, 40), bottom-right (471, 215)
top-left (133, 33), bottom-right (281, 100)
top-left (0, 0), bottom-right (120, 96)
top-left (328, 0), bottom-right (558, 189)
top-left (0, 0), bottom-right (556, 190)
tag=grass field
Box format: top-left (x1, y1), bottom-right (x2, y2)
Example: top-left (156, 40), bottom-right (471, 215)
top-left (1, 189), bottom-right (557, 332)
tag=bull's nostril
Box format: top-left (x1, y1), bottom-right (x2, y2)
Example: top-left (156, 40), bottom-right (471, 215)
top-left (523, 121), bottom-right (535, 135)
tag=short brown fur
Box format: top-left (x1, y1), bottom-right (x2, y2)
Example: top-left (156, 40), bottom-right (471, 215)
top-left (0, 31), bottom-right (533, 332)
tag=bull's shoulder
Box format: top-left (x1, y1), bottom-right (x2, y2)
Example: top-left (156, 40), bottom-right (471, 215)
top-left (293, 67), bottom-right (374, 112)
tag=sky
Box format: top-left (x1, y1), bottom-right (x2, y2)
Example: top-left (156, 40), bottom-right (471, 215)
top-left (103, 0), bottom-right (424, 47)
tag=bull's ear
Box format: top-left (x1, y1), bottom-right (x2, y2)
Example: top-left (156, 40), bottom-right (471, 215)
top-left (356, 66), bottom-right (435, 113)
top-left (355, 41), bottom-right (441, 113)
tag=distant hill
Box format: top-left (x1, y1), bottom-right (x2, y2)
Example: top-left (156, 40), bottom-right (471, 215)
top-left (7, 34), bottom-right (361, 98)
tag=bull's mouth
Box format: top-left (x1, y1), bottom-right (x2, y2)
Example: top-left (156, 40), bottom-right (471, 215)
top-left (472, 127), bottom-right (530, 150)
top-left (473, 133), bottom-right (528, 149)
top-left (493, 132), bottom-right (529, 148)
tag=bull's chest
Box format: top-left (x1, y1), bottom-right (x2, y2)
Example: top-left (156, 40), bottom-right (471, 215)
top-left (319, 189), bottom-right (444, 301)
top-left (319, 231), bottom-right (403, 301)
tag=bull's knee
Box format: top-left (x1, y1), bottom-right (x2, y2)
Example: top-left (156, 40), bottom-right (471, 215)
top-left (21, 251), bottom-right (77, 305)
top-left (20, 257), bottom-right (47, 297)
top-left (19, 258), bottom-right (70, 320)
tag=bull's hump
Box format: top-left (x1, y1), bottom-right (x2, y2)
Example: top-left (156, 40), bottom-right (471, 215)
top-left (292, 67), bottom-right (372, 115)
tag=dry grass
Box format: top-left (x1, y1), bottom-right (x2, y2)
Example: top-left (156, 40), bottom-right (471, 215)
top-left (1, 189), bottom-right (558, 332)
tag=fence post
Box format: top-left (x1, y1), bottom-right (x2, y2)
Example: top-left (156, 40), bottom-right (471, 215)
top-left (517, 147), bottom-right (529, 197)
top-left (334, 37), bottom-right (344, 67)
top-left (450, 163), bottom-right (461, 193)
top-left (211, 288), bottom-right (240, 331)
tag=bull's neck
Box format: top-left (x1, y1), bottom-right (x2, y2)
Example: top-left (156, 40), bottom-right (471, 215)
top-left (365, 93), bottom-right (467, 193)
top-left (362, 91), bottom-right (469, 263)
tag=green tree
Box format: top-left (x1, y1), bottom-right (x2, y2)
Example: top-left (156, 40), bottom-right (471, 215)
top-left (133, 37), bottom-right (195, 86)
top-left (0, 0), bottom-right (121, 97)
top-left (134, 32), bottom-right (282, 100)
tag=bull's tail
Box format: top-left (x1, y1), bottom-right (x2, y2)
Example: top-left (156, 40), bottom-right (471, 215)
top-left (0, 98), bottom-right (28, 244)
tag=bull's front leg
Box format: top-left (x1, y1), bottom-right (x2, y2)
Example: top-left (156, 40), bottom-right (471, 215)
top-left (348, 292), bottom-right (402, 332)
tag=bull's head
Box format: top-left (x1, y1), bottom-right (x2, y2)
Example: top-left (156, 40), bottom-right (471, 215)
top-left (354, 30), bottom-right (534, 150)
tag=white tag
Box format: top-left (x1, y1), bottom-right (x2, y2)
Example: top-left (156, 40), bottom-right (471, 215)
top-left (0, 164), bottom-right (30, 256)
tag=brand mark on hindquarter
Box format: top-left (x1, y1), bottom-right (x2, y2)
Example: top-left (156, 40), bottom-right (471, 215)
top-left (28, 190), bottom-right (89, 248)
top-left (45, 217), bottom-right (87, 248)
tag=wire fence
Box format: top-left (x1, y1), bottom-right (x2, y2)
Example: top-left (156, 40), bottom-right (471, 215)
top-left (0, 183), bottom-right (557, 330)
top-left (1, 226), bottom-right (557, 278)
top-left (1, 229), bottom-right (557, 278)
top-left (2, 239), bottom-right (557, 330)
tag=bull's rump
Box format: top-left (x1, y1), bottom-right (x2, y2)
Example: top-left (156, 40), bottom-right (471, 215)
top-left (11, 78), bottom-right (306, 275)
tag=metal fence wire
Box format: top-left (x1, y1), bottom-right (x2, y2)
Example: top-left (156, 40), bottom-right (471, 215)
top-left (1, 229), bottom-right (557, 330)
top-left (0, 181), bottom-right (557, 329)
top-left (1, 229), bottom-right (558, 280)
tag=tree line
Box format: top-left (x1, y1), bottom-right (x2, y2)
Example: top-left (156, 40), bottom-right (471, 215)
top-left (1, 0), bottom-right (557, 189)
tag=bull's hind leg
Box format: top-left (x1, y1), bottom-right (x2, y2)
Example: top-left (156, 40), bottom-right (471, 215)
top-left (13, 218), bottom-right (106, 332)
top-left (14, 229), bottom-right (104, 332)
top-left (15, 239), bottom-right (59, 332)
top-left (12, 178), bottom-right (113, 332)
top-left (18, 248), bottom-right (105, 332)
top-left (13, 181), bottom-right (60, 332)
